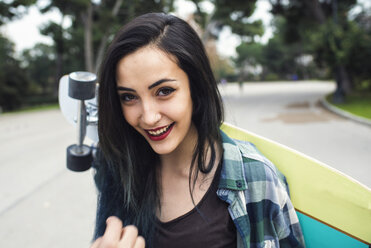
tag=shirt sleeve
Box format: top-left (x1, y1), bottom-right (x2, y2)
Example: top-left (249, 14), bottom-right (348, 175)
top-left (270, 170), bottom-right (306, 248)
top-left (239, 140), bottom-right (306, 247)
top-left (242, 156), bottom-right (306, 248)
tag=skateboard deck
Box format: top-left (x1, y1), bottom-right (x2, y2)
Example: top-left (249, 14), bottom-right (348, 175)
top-left (221, 123), bottom-right (371, 248)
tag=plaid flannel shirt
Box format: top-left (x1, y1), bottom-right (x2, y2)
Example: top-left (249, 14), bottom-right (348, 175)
top-left (218, 130), bottom-right (305, 248)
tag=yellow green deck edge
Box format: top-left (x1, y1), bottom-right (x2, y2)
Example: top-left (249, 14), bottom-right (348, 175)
top-left (297, 212), bottom-right (369, 247)
top-left (221, 123), bottom-right (371, 244)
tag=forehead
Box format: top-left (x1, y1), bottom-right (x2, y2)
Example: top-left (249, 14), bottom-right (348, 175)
top-left (116, 46), bottom-right (183, 87)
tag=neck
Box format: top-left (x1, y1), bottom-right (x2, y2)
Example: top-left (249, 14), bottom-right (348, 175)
top-left (158, 127), bottom-right (221, 183)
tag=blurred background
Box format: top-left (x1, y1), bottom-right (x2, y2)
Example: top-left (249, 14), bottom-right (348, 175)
top-left (1, 0), bottom-right (371, 111)
top-left (0, 0), bottom-right (370, 247)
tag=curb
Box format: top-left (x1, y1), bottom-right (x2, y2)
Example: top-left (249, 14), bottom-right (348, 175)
top-left (320, 98), bottom-right (371, 128)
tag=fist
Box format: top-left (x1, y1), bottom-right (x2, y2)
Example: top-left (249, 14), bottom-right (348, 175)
top-left (91, 216), bottom-right (145, 248)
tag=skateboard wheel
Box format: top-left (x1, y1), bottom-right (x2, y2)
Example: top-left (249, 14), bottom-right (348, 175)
top-left (66, 144), bottom-right (93, 172)
top-left (68, 71), bottom-right (97, 100)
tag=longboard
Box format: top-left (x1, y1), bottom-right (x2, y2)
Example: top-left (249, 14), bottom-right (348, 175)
top-left (58, 74), bottom-right (99, 142)
top-left (59, 74), bottom-right (371, 247)
top-left (221, 123), bottom-right (371, 248)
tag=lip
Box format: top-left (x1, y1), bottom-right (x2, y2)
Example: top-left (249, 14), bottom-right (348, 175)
top-left (146, 124), bottom-right (170, 132)
top-left (145, 122), bottom-right (175, 141)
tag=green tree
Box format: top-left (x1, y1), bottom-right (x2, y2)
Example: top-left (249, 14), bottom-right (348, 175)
top-left (21, 43), bottom-right (56, 97)
top-left (188, 0), bottom-right (263, 82)
top-left (39, 21), bottom-right (65, 96)
top-left (39, 0), bottom-right (175, 73)
top-left (0, 0), bottom-right (36, 25)
top-left (34, 0), bottom-right (174, 97)
top-left (343, 7), bottom-right (371, 91)
top-left (235, 16), bottom-right (321, 81)
top-left (0, 34), bottom-right (30, 111)
top-left (235, 42), bottom-right (263, 80)
top-left (268, 0), bottom-right (371, 102)
top-left (189, 0), bottom-right (263, 41)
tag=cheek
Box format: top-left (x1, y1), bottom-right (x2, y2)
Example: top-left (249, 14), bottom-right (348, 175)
top-left (122, 106), bottom-right (138, 127)
top-left (169, 94), bottom-right (193, 121)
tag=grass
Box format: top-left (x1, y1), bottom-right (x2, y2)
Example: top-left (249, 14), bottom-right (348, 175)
top-left (1, 103), bottom-right (59, 115)
top-left (326, 92), bottom-right (371, 120)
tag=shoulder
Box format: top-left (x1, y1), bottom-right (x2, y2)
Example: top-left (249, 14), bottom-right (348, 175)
top-left (221, 131), bottom-right (287, 188)
top-left (220, 131), bottom-right (305, 246)
top-left (221, 131), bottom-right (290, 206)
top-left (236, 139), bottom-right (287, 187)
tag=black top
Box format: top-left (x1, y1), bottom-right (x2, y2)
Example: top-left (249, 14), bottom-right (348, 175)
top-left (153, 160), bottom-right (237, 248)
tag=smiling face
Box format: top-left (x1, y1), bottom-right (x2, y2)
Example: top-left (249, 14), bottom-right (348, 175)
top-left (116, 46), bottom-right (197, 156)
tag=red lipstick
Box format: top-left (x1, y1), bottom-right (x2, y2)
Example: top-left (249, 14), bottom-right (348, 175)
top-left (145, 122), bottom-right (175, 141)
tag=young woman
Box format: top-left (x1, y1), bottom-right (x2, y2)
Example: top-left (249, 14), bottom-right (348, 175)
top-left (91, 13), bottom-right (305, 248)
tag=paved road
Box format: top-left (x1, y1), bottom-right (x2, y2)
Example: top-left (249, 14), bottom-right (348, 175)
top-left (0, 110), bottom-right (97, 248)
top-left (0, 81), bottom-right (370, 247)
top-left (220, 81), bottom-right (371, 188)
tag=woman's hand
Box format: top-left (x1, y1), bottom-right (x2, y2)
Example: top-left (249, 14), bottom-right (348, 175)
top-left (91, 216), bottom-right (145, 248)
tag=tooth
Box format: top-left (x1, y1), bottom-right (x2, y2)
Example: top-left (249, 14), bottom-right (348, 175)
top-left (148, 124), bottom-right (172, 136)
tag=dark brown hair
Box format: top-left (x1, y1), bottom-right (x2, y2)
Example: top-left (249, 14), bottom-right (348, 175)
top-left (95, 13), bottom-right (224, 246)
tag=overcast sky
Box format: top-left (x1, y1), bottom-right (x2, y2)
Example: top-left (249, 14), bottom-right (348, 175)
top-left (0, 0), bottom-right (273, 57)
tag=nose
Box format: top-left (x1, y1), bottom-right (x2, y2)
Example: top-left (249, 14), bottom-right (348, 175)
top-left (140, 100), bottom-right (161, 126)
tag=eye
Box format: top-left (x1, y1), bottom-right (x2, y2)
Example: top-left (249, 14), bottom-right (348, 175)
top-left (119, 93), bottom-right (137, 103)
top-left (157, 87), bottom-right (175, 97)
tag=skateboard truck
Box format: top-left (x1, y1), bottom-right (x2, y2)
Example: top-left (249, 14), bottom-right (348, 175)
top-left (66, 72), bottom-right (97, 172)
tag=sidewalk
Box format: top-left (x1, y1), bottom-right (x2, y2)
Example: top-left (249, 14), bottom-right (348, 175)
top-left (320, 97), bottom-right (371, 127)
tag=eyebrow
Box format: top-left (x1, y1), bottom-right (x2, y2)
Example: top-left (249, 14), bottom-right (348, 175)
top-left (117, 78), bottom-right (176, 91)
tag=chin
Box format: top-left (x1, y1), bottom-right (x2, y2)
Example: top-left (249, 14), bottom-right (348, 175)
top-left (148, 142), bottom-right (176, 155)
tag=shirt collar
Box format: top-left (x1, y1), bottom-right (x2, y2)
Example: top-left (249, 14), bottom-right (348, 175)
top-left (218, 130), bottom-right (248, 190)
